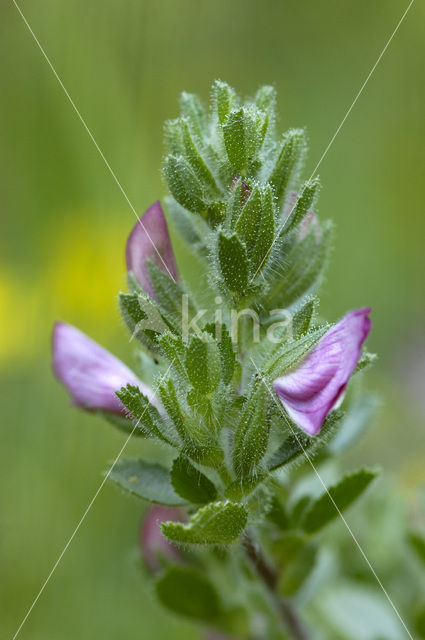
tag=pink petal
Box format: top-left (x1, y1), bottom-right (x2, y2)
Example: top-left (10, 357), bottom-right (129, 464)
top-left (126, 201), bottom-right (178, 299)
top-left (140, 505), bottom-right (183, 572)
top-left (273, 308), bottom-right (371, 435)
top-left (52, 322), bottom-right (155, 414)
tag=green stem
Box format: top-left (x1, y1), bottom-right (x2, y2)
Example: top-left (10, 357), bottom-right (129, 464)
top-left (242, 533), bottom-right (309, 640)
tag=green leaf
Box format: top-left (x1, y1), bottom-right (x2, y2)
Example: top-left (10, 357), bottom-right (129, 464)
top-left (301, 468), bottom-right (378, 533)
top-left (273, 533), bottom-right (317, 596)
top-left (265, 326), bottom-right (328, 379)
top-left (233, 381), bottom-right (270, 478)
top-left (235, 185), bottom-right (275, 274)
top-left (268, 411), bottom-right (341, 471)
top-left (179, 91), bottom-right (207, 141)
top-left (268, 432), bottom-right (310, 471)
top-left (222, 108), bottom-right (247, 172)
top-left (245, 108), bottom-right (268, 173)
top-left (291, 496), bottom-right (313, 527)
top-left (171, 455), bottom-right (217, 504)
top-left (224, 474), bottom-right (265, 501)
top-left (99, 411), bottom-right (140, 437)
top-left (203, 322), bottom-right (236, 385)
top-left (355, 351), bottom-right (378, 373)
top-left (217, 230), bottom-right (249, 296)
top-left (116, 384), bottom-right (173, 445)
top-left (266, 496), bottom-right (290, 530)
top-left (254, 85), bottom-right (277, 114)
top-left (155, 566), bottom-right (220, 621)
top-left (180, 118), bottom-right (219, 192)
top-left (158, 378), bottom-right (189, 442)
top-left (164, 154), bottom-right (207, 214)
top-left (185, 333), bottom-right (221, 393)
top-left (164, 118), bottom-right (184, 156)
top-left (212, 80), bottom-right (237, 125)
top-left (225, 177), bottom-right (252, 228)
top-left (252, 185), bottom-right (275, 273)
top-left (409, 532), bottom-right (425, 565)
top-left (119, 292), bottom-right (169, 351)
top-left (268, 129), bottom-right (306, 209)
top-left (280, 222), bottom-right (333, 307)
top-left (109, 459), bottom-right (186, 505)
top-left (279, 544), bottom-right (317, 596)
top-left (165, 197), bottom-right (205, 248)
top-left (162, 501), bottom-right (248, 545)
top-left (147, 261), bottom-right (192, 328)
top-left (292, 298), bottom-right (316, 337)
top-left (226, 177), bottom-right (244, 228)
top-left (157, 332), bottom-right (187, 378)
top-left (283, 178), bottom-right (320, 234)
top-left (235, 185), bottom-right (262, 248)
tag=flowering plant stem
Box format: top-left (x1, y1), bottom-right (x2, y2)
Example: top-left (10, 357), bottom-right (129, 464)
top-left (243, 533), bottom-right (309, 640)
top-left (50, 80), bottom-right (421, 639)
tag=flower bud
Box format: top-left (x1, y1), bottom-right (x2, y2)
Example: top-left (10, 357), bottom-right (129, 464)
top-left (52, 322), bottom-right (156, 414)
top-left (126, 201), bottom-right (178, 300)
top-left (140, 505), bottom-right (183, 572)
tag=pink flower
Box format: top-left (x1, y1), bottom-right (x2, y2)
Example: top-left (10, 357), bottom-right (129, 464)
top-left (52, 322), bottom-right (156, 414)
top-left (126, 201), bottom-right (178, 299)
top-left (273, 308), bottom-right (371, 435)
top-left (141, 505), bottom-right (184, 572)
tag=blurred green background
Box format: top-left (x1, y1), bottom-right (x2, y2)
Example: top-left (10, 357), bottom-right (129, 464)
top-left (1, 1), bottom-right (424, 638)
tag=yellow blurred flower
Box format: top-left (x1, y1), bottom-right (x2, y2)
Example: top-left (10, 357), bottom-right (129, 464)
top-left (0, 210), bottom-right (130, 366)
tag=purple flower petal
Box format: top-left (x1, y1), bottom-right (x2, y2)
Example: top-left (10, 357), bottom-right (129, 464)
top-left (273, 308), bottom-right (371, 435)
top-left (126, 201), bottom-right (178, 299)
top-left (140, 505), bottom-right (183, 572)
top-left (52, 322), bottom-right (155, 414)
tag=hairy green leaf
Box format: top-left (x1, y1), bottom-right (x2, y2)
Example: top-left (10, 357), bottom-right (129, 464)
top-left (180, 92), bottom-right (207, 141)
top-left (283, 178), bottom-right (320, 234)
top-left (217, 230), bottom-right (249, 296)
top-left (109, 459), bottom-right (186, 505)
top-left (213, 80), bottom-right (238, 125)
top-left (115, 384), bottom-right (173, 445)
top-left (162, 501), bottom-right (248, 545)
top-left (156, 566), bottom-right (220, 621)
top-left (119, 292), bottom-right (169, 351)
top-left (164, 154), bottom-right (207, 213)
top-left (292, 298), bottom-right (316, 337)
top-left (171, 455), bottom-right (217, 504)
top-left (301, 468), bottom-right (378, 533)
top-left (222, 108), bottom-right (247, 173)
top-left (185, 333), bottom-right (221, 393)
top-left (233, 381), bottom-right (270, 477)
top-left (180, 118), bottom-right (219, 192)
top-left (268, 129), bottom-right (306, 208)
top-left (203, 322), bottom-right (236, 385)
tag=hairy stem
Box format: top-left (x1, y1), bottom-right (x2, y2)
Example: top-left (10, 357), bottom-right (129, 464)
top-left (242, 533), bottom-right (309, 640)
